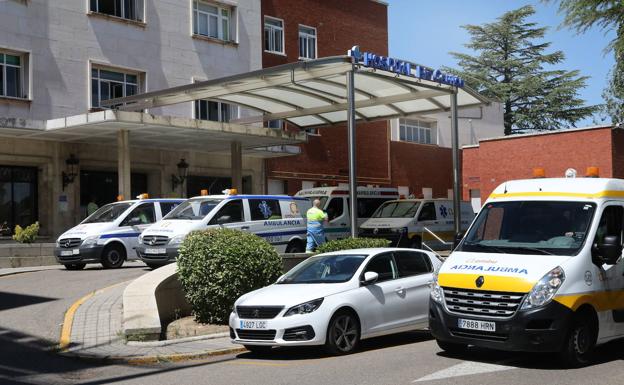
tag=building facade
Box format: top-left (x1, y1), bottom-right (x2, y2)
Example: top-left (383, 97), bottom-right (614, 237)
top-left (462, 125), bottom-right (620, 212)
top-left (0, 0), bottom-right (302, 238)
top-left (261, 0), bottom-right (503, 198)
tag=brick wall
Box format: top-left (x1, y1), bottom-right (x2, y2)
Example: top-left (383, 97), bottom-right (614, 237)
top-left (462, 127), bottom-right (615, 201)
top-left (390, 142), bottom-right (453, 198)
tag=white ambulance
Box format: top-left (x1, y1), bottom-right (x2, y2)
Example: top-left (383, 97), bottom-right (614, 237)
top-left (430, 172), bottom-right (624, 366)
top-left (54, 197), bottom-right (184, 270)
top-left (136, 193), bottom-right (311, 268)
top-left (359, 199), bottom-right (474, 250)
top-left (294, 186), bottom-right (399, 240)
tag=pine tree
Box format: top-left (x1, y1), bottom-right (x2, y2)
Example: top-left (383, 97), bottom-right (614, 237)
top-left (447, 5), bottom-right (596, 135)
top-left (552, 0), bottom-right (624, 124)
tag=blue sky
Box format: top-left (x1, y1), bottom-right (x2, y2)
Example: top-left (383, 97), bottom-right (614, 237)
top-left (386, 0), bottom-right (617, 126)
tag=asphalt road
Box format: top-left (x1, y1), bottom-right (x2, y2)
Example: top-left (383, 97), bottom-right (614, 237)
top-left (2, 264), bottom-right (624, 385)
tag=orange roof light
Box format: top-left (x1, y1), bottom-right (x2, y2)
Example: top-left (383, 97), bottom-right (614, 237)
top-left (138, 193), bottom-right (149, 199)
top-left (586, 166), bottom-right (600, 178)
top-left (200, 189), bottom-right (208, 196)
top-left (532, 167), bottom-right (546, 178)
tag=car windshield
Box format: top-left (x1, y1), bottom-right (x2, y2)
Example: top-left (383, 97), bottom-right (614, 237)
top-left (83, 203), bottom-right (133, 223)
top-left (164, 199), bottom-right (223, 220)
top-left (277, 254), bottom-right (367, 284)
top-left (459, 201), bottom-right (596, 256)
top-left (372, 201), bottom-right (419, 218)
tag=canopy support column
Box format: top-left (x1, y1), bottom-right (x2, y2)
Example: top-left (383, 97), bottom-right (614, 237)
top-left (117, 129), bottom-right (131, 200)
top-left (450, 91), bottom-right (462, 235)
top-left (347, 67), bottom-right (358, 238)
top-left (231, 141), bottom-right (242, 192)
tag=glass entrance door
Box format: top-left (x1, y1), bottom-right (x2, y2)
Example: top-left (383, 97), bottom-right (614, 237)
top-left (80, 171), bottom-right (147, 218)
top-left (0, 166), bottom-right (38, 236)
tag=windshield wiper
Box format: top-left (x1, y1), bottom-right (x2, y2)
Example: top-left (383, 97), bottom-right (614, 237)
top-left (501, 246), bottom-right (555, 255)
top-left (462, 242), bottom-right (508, 254)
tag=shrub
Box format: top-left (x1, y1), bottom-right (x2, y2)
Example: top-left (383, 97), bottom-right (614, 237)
top-left (13, 222), bottom-right (39, 244)
top-left (176, 228), bottom-right (283, 324)
top-left (316, 237), bottom-right (390, 254)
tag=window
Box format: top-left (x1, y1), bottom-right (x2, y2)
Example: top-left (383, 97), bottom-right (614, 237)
top-left (121, 203), bottom-right (155, 226)
top-left (195, 100), bottom-right (232, 122)
top-left (395, 251), bottom-right (432, 277)
top-left (90, 0), bottom-right (144, 21)
top-left (595, 206), bottom-right (624, 245)
top-left (326, 198), bottom-right (344, 221)
top-left (399, 119), bottom-right (436, 145)
top-left (298, 25), bottom-right (317, 59)
top-left (363, 253), bottom-right (397, 282)
top-left (0, 51), bottom-right (26, 99)
top-left (264, 16), bottom-right (284, 53)
top-left (249, 199), bottom-right (282, 220)
top-left (159, 202), bottom-right (181, 216)
top-left (209, 199), bottom-right (243, 224)
top-left (0, 166), bottom-right (37, 236)
top-left (352, 198), bottom-right (396, 219)
top-left (91, 67), bottom-right (139, 108)
top-left (193, 1), bottom-right (231, 41)
top-left (266, 119), bottom-right (283, 130)
top-left (418, 202), bottom-right (436, 221)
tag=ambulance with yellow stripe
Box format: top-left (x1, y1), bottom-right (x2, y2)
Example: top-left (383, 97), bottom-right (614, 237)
top-left (429, 170), bottom-right (624, 366)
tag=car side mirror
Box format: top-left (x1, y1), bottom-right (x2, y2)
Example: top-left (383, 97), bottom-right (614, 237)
top-left (453, 231), bottom-right (465, 250)
top-left (595, 235), bottom-right (622, 265)
top-left (361, 271), bottom-right (379, 285)
top-left (216, 215), bottom-right (231, 224)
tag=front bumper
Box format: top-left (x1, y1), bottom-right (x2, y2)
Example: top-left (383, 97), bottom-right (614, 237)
top-left (54, 244), bottom-right (104, 264)
top-left (429, 298), bottom-right (574, 353)
top-left (135, 245), bottom-right (179, 266)
top-left (228, 311), bottom-right (328, 347)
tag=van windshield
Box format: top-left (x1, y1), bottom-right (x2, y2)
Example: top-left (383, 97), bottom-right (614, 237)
top-left (459, 201), bottom-right (596, 256)
top-left (372, 201), bottom-right (419, 218)
top-left (83, 202), bottom-right (133, 224)
top-left (164, 199), bottom-right (223, 220)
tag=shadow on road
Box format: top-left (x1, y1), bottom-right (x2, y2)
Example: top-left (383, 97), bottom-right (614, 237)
top-left (0, 292), bottom-right (57, 311)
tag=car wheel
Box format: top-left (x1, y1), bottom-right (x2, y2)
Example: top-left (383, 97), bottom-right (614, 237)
top-left (101, 244), bottom-right (125, 269)
top-left (285, 240), bottom-right (305, 253)
top-left (244, 345), bottom-right (273, 355)
top-left (436, 339), bottom-right (468, 355)
top-left (64, 263), bottom-right (86, 270)
top-left (325, 311), bottom-right (360, 355)
top-left (559, 313), bottom-right (597, 367)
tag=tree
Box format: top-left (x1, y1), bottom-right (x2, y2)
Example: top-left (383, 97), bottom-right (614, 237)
top-left (551, 0), bottom-right (624, 124)
top-left (447, 5), bottom-right (596, 135)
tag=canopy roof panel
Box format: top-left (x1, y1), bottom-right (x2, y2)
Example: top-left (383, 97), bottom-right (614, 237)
top-left (104, 56), bottom-right (490, 128)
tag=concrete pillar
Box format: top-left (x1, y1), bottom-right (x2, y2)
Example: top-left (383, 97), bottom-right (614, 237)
top-left (450, 91), bottom-right (462, 235)
top-left (117, 130), bottom-right (131, 200)
top-left (231, 141), bottom-right (242, 192)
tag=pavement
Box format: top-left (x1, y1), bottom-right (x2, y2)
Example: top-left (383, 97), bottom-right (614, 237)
top-left (60, 280), bottom-right (244, 364)
top-left (0, 264), bottom-right (63, 277)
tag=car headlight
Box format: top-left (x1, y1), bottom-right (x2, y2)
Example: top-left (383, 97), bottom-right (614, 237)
top-left (81, 235), bottom-right (98, 246)
top-left (168, 235), bottom-right (186, 246)
top-left (284, 298), bottom-right (324, 317)
top-left (521, 266), bottom-right (565, 310)
top-left (430, 270), bottom-right (444, 304)
top-left (138, 234), bottom-right (144, 243)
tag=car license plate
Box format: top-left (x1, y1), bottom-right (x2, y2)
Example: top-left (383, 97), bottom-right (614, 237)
top-left (145, 248), bottom-right (166, 255)
top-left (60, 250), bottom-right (78, 256)
top-left (457, 318), bottom-right (496, 332)
top-left (239, 320), bottom-right (268, 330)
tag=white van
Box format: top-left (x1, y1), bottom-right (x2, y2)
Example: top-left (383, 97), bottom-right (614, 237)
top-left (54, 198), bottom-right (184, 270)
top-left (430, 176), bottom-right (624, 366)
top-left (136, 194), bottom-right (311, 268)
top-left (359, 199), bottom-right (474, 250)
top-left (295, 186), bottom-right (399, 240)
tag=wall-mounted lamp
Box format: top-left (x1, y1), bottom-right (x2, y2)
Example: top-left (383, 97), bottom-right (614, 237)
top-left (171, 158), bottom-right (189, 192)
top-left (62, 154), bottom-right (79, 191)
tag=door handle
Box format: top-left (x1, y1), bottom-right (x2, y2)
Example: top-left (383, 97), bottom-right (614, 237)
top-left (395, 287), bottom-right (405, 294)
top-left (340, 223), bottom-right (347, 226)
top-left (241, 226), bottom-right (250, 230)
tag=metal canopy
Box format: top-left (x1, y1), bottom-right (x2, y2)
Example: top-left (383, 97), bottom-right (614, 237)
top-left (103, 56), bottom-right (489, 128)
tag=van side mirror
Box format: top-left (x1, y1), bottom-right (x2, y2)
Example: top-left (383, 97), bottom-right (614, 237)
top-left (453, 232), bottom-right (465, 250)
top-left (361, 271), bottom-right (379, 285)
top-left (594, 235), bottom-right (622, 265)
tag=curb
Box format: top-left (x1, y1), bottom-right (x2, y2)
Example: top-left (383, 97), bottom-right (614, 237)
top-left (60, 346), bottom-right (247, 365)
top-left (126, 331), bottom-right (230, 347)
top-left (0, 265), bottom-right (62, 278)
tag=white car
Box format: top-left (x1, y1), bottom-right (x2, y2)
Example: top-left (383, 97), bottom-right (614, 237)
top-left (229, 247), bottom-right (442, 355)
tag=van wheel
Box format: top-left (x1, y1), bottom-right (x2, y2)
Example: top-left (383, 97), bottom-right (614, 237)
top-left (101, 244), bottom-right (125, 269)
top-left (410, 236), bottom-right (422, 250)
top-left (64, 263), bottom-right (86, 270)
top-left (285, 240), bottom-right (305, 253)
top-left (559, 313), bottom-right (597, 367)
top-left (436, 339), bottom-right (468, 355)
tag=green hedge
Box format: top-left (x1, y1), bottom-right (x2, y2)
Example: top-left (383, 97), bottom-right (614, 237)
top-left (176, 228), bottom-right (282, 324)
top-left (316, 237), bottom-right (391, 254)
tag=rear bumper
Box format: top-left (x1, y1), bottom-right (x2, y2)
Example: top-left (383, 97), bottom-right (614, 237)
top-left (429, 298), bottom-right (573, 352)
top-left (135, 245), bottom-right (179, 266)
top-left (54, 245), bottom-right (103, 264)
